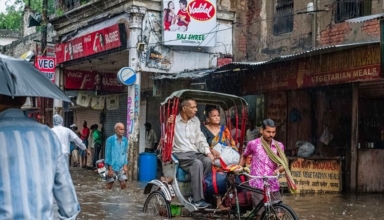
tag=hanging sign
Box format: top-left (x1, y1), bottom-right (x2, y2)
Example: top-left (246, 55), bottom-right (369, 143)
top-left (117, 67), bottom-right (136, 86)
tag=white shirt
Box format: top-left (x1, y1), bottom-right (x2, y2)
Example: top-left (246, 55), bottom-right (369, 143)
top-left (172, 114), bottom-right (210, 155)
top-left (52, 125), bottom-right (87, 155)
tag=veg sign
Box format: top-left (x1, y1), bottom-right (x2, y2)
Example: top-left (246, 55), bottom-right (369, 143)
top-left (35, 56), bottom-right (56, 82)
top-left (162, 0), bottom-right (217, 47)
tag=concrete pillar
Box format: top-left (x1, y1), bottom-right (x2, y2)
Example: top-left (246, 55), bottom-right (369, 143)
top-left (127, 6), bottom-right (146, 181)
top-left (53, 67), bottom-right (63, 115)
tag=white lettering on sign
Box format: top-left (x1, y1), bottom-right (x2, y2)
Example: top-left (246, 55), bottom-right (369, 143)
top-left (56, 45), bottom-right (62, 52)
top-left (84, 35), bottom-right (92, 43)
top-left (38, 59), bottom-right (55, 69)
top-left (67, 72), bottom-right (83, 78)
top-left (42, 72), bottom-right (54, 80)
top-left (72, 43), bottom-right (83, 53)
top-left (105, 31), bottom-right (119, 44)
top-left (189, 2), bottom-right (214, 18)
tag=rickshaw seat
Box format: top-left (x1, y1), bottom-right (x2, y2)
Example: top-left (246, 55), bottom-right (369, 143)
top-left (172, 154), bottom-right (191, 182)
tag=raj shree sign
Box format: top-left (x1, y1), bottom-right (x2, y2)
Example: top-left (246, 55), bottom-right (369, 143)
top-left (162, 0), bottom-right (217, 47)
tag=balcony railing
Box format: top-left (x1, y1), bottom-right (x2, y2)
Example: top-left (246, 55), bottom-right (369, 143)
top-left (335, 0), bottom-right (372, 23)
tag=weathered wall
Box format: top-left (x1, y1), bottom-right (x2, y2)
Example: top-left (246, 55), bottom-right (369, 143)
top-left (244, 0), bottom-right (383, 61)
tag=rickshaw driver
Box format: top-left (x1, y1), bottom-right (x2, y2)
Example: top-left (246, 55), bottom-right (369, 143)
top-left (168, 97), bottom-right (218, 209)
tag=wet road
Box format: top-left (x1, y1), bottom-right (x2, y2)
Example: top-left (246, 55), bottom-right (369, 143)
top-left (70, 167), bottom-right (384, 219)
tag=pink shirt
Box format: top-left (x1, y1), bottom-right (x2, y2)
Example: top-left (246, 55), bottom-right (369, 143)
top-left (243, 137), bottom-right (284, 192)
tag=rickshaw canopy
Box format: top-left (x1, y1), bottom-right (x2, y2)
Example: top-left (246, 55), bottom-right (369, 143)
top-left (161, 89), bottom-right (248, 110)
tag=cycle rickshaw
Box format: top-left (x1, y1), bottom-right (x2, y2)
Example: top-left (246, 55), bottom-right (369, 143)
top-left (142, 90), bottom-right (299, 219)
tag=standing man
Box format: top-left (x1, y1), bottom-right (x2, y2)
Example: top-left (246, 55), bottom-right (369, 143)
top-left (80, 121), bottom-right (90, 168)
top-left (105, 122), bottom-right (129, 189)
top-left (144, 122), bottom-right (158, 153)
top-left (52, 114), bottom-right (91, 165)
top-left (91, 124), bottom-right (102, 169)
top-left (0, 95), bottom-right (80, 219)
top-left (168, 97), bottom-right (214, 208)
top-left (70, 124), bottom-right (81, 167)
top-left (239, 119), bottom-right (296, 219)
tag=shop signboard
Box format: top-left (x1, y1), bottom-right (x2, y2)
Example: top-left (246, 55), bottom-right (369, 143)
top-left (242, 44), bottom-right (381, 94)
top-left (282, 159), bottom-right (341, 194)
top-left (34, 56), bottom-right (56, 82)
top-left (162, 0), bottom-right (217, 47)
top-left (64, 70), bottom-right (125, 92)
top-left (299, 45), bottom-right (381, 88)
top-left (56, 23), bottom-right (126, 64)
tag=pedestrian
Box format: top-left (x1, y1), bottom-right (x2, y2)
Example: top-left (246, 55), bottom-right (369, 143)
top-left (239, 119), bottom-right (296, 219)
top-left (167, 97), bottom-right (213, 208)
top-left (80, 121), bottom-right (90, 168)
top-left (105, 122), bottom-right (129, 189)
top-left (51, 114), bottom-right (90, 165)
top-left (90, 124), bottom-right (102, 170)
top-left (0, 94), bottom-right (80, 219)
top-left (70, 124), bottom-right (81, 167)
top-left (144, 122), bottom-right (158, 153)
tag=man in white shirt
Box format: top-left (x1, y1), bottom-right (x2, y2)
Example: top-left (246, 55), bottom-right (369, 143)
top-left (51, 114), bottom-right (90, 165)
top-left (168, 97), bottom-right (214, 208)
top-left (144, 122), bottom-right (158, 153)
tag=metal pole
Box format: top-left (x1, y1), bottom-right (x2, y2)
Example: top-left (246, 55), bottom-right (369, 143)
top-left (41, 0), bottom-right (48, 123)
top-left (312, 0), bottom-right (317, 48)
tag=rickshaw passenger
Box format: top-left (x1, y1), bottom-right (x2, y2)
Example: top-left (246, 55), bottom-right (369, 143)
top-left (168, 97), bottom-right (215, 208)
top-left (201, 107), bottom-right (238, 210)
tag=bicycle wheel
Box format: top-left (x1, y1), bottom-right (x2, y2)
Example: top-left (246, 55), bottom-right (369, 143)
top-left (260, 203), bottom-right (299, 220)
top-left (142, 191), bottom-right (172, 218)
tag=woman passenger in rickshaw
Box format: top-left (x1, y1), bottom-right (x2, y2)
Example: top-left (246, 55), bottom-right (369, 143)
top-left (200, 107), bottom-right (239, 211)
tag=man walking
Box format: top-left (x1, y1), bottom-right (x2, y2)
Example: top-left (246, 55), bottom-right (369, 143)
top-left (52, 114), bottom-right (90, 165)
top-left (144, 122), bottom-right (158, 153)
top-left (91, 124), bottom-right (102, 169)
top-left (70, 124), bottom-right (81, 167)
top-left (0, 95), bottom-right (80, 219)
top-left (105, 122), bottom-right (129, 189)
top-left (80, 121), bottom-right (90, 168)
top-left (168, 97), bottom-right (214, 208)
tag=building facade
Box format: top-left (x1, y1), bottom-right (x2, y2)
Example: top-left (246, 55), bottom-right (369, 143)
top-left (50, 0), bottom-right (243, 180)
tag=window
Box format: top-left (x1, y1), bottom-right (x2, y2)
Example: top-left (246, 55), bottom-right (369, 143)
top-left (273, 0), bottom-right (294, 35)
top-left (335, 0), bottom-right (372, 23)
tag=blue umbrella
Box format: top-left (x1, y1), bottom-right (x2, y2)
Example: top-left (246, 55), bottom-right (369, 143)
top-left (0, 53), bottom-right (70, 102)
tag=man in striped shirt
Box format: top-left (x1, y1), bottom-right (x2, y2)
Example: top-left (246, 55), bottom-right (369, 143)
top-left (168, 97), bottom-right (214, 208)
top-left (0, 95), bottom-right (80, 219)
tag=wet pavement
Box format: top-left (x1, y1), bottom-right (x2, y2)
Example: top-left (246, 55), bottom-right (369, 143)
top-left (70, 167), bottom-right (384, 220)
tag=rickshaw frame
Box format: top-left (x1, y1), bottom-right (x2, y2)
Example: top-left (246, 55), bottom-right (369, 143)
top-left (143, 89), bottom-right (249, 216)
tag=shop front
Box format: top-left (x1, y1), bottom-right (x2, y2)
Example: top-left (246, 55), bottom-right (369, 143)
top-left (214, 41), bottom-right (382, 193)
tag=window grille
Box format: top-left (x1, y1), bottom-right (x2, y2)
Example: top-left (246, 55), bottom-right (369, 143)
top-left (335, 0), bottom-right (372, 23)
top-left (273, 0), bottom-right (294, 35)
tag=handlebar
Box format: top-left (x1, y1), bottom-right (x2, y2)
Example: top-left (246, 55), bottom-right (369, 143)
top-left (241, 172), bottom-right (279, 179)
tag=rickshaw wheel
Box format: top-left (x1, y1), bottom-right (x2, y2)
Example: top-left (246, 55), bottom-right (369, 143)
top-left (142, 190), bottom-right (172, 218)
top-left (260, 203), bottom-right (299, 220)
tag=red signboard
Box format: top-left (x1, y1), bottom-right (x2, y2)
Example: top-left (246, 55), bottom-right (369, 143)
top-left (64, 70), bottom-right (125, 92)
top-left (34, 56), bottom-right (56, 82)
top-left (188, 0), bottom-right (216, 21)
top-left (56, 24), bottom-right (125, 64)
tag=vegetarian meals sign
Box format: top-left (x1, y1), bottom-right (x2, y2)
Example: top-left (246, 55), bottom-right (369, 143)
top-left (162, 0), bottom-right (217, 47)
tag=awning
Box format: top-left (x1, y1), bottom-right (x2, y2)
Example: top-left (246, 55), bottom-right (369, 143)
top-left (152, 68), bottom-right (215, 80)
top-left (345, 13), bottom-right (384, 23)
top-left (19, 51), bottom-right (35, 63)
top-left (216, 41), bottom-right (379, 72)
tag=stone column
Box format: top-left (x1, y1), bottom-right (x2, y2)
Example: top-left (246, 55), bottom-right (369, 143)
top-left (127, 6), bottom-right (146, 181)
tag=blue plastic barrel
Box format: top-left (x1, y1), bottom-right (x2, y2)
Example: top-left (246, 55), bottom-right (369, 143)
top-left (138, 152), bottom-right (157, 182)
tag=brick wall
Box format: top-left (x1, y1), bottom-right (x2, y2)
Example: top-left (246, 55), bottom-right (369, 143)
top-left (320, 23), bottom-right (352, 45)
top-left (361, 20), bottom-right (380, 37)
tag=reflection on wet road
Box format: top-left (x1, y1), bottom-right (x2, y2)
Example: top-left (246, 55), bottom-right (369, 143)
top-left (71, 167), bottom-right (384, 220)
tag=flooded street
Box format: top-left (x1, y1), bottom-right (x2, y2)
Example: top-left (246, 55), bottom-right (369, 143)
top-left (71, 167), bottom-right (384, 220)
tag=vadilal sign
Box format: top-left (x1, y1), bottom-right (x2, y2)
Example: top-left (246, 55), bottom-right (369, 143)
top-left (162, 0), bottom-right (217, 47)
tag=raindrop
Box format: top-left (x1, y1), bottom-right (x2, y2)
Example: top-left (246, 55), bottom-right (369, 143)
top-left (342, 211), bottom-right (346, 215)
